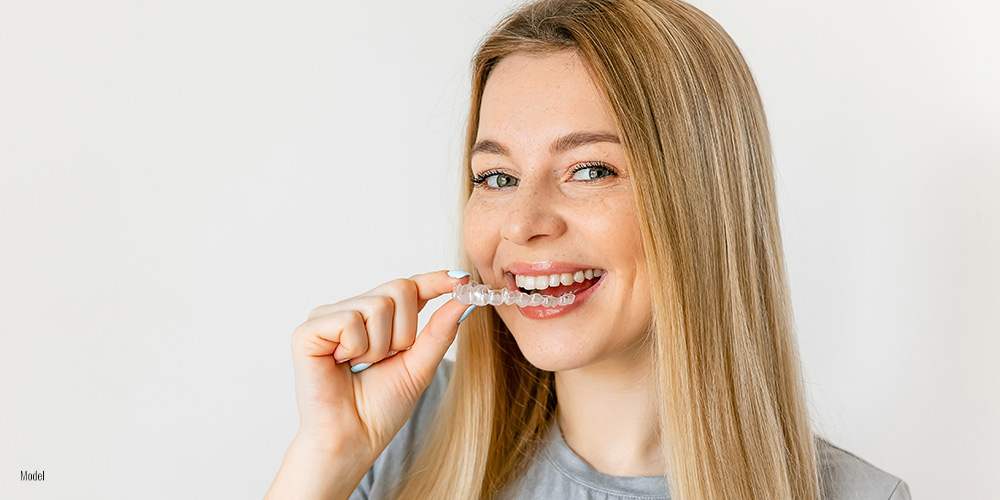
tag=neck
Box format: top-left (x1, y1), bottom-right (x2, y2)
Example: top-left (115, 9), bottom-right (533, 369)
top-left (553, 343), bottom-right (666, 477)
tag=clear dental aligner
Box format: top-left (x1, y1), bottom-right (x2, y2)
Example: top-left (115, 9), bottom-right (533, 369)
top-left (453, 281), bottom-right (575, 308)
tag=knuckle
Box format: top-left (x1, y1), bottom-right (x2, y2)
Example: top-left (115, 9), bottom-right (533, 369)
top-left (306, 304), bottom-right (329, 321)
top-left (388, 278), bottom-right (413, 296)
top-left (373, 295), bottom-right (394, 312)
top-left (307, 296), bottom-right (351, 321)
top-left (291, 313), bottom-right (322, 339)
top-left (292, 317), bottom-right (312, 336)
top-left (335, 310), bottom-right (360, 332)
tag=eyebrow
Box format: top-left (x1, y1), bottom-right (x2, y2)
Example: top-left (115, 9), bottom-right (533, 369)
top-left (470, 131), bottom-right (621, 159)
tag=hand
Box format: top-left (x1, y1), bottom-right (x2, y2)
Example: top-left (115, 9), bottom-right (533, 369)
top-left (287, 269), bottom-right (472, 462)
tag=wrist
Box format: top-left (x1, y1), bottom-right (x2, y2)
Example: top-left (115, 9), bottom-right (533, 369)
top-left (289, 429), bottom-right (374, 465)
top-left (264, 435), bottom-right (374, 500)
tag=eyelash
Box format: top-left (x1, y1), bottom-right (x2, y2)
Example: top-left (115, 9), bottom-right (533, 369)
top-left (470, 161), bottom-right (619, 191)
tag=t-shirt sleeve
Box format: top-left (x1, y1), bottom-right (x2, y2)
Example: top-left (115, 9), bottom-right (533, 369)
top-left (887, 479), bottom-right (911, 500)
top-left (347, 358), bottom-right (455, 500)
top-left (816, 437), bottom-right (909, 500)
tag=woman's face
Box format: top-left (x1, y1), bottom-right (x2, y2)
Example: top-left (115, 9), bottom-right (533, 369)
top-left (464, 50), bottom-right (652, 372)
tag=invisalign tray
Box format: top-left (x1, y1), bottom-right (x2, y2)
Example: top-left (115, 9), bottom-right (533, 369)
top-left (452, 281), bottom-right (575, 308)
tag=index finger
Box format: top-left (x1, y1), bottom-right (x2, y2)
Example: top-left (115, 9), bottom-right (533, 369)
top-left (406, 269), bottom-right (472, 311)
top-left (308, 269), bottom-right (473, 326)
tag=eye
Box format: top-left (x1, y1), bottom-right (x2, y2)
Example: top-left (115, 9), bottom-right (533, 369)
top-left (569, 161), bottom-right (619, 181)
top-left (471, 170), bottom-right (519, 190)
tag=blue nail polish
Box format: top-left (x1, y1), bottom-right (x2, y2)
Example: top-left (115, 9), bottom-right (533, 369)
top-left (448, 269), bottom-right (471, 279)
top-left (458, 305), bottom-right (476, 324)
top-left (350, 362), bottom-right (373, 373)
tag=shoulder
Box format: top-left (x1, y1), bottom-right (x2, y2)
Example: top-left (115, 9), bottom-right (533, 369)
top-left (816, 436), bottom-right (912, 500)
top-left (349, 358), bottom-right (455, 500)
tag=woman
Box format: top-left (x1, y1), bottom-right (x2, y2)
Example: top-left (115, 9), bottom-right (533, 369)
top-left (265, 0), bottom-right (911, 499)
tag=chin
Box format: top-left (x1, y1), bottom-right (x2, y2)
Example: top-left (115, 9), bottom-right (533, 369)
top-left (509, 333), bottom-right (593, 373)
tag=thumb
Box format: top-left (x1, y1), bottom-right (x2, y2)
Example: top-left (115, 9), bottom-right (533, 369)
top-left (398, 298), bottom-right (473, 389)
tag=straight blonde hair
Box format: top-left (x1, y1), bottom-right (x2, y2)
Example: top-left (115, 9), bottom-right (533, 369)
top-left (391, 0), bottom-right (823, 498)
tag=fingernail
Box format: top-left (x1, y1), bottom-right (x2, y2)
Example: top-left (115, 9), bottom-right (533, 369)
top-left (448, 269), bottom-right (471, 279)
top-left (350, 362), bottom-right (372, 373)
top-left (335, 357), bottom-right (349, 364)
top-left (458, 305), bottom-right (476, 324)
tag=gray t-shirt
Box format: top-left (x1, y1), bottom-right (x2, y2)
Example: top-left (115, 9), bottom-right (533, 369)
top-left (350, 359), bottom-right (911, 500)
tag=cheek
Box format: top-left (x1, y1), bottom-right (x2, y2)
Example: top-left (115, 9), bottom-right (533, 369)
top-left (577, 192), bottom-right (640, 256)
top-left (463, 199), bottom-right (500, 267)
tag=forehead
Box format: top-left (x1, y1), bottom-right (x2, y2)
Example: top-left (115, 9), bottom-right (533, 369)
top-left (477, 51), bottom-right (615, 141)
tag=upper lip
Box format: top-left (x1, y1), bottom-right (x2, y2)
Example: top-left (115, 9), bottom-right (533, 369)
top-left (504, 261), bottom-right (602, 276)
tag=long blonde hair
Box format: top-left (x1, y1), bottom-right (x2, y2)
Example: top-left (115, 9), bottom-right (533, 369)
top-left (392, 0), bottom-right (823, 498)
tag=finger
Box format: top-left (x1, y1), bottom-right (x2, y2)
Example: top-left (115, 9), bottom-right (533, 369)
top-left (316, 270), bottom-right (471, 354)
top-left (407, 269), bottom-right (472, 311)
top-left (292, 310), bottom-right (369, 360)
top-left (363, 279), bottom-right (418, 354)
top-left (348, 295), bottom-right (394, 365)
top-left (288, 311), bottom-right (365, 426)
top-left (397, 298), bottom-right (471, 389)
top-left (368, 271), bottom-right (471, 354)
top-left (306, 270), bottom-right (470, 322)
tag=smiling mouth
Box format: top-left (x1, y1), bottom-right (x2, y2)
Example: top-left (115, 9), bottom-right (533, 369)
top-left (510, 273), bottom-right (604, 298)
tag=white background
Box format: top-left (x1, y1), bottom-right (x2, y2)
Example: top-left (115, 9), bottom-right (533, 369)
top-left (1, 0), bottom-right (996, 498)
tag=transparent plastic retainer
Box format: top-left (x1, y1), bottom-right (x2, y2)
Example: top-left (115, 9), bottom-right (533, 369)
top-left (453, 281), bottom-right (575, 308)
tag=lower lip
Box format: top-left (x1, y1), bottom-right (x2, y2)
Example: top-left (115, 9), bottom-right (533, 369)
top-left (515, 275), bottom-right (605, 320)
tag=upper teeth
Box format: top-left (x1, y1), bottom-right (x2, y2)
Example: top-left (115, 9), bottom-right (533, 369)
top-left (514, 269), bottom-right (604, 291)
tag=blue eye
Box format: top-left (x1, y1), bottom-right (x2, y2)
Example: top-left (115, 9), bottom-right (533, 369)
top-left (570, 161), bottom-right (618, 181)
top-left (471, 170), bottom-right (518, 190)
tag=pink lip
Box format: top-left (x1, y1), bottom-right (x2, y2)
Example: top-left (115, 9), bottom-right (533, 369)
top-left (505, 261), bottom-right (599, 276)
top-left (513, 272), bottom-right (605, 320)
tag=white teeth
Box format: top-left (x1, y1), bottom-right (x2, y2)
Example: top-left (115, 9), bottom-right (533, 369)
top-left (513, 268), bottom-right (605, 291)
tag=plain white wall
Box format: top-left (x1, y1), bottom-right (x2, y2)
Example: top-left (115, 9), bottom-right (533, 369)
top-left (1, 0), bottom-right (996, 498)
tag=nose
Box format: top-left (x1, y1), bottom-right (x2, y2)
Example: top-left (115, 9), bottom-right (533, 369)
top-left (498, 178), bottom-right (567, 245)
